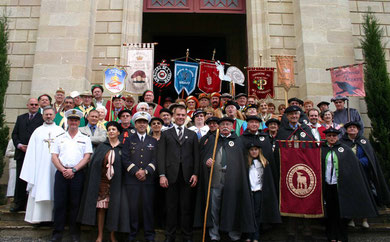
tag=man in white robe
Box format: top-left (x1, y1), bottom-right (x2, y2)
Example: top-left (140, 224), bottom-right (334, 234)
top-left (20, 106), bottom-right (64, 223)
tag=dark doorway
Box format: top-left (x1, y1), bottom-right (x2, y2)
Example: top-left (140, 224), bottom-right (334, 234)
top-left (142, 13), bottom-right (247, 104)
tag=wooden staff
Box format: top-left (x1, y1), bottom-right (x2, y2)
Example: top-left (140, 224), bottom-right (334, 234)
top-left (284, 88), bottom-right (288, 107)
top-left (108, 95), bottom-right (113, 121)
top-left (202, 128), bottom-right (220, 242)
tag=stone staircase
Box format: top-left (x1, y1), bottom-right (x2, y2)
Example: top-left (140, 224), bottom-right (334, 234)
top-left (0, 205), bottom-right (389, 242)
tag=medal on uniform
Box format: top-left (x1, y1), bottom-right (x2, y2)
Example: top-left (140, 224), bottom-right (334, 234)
top-left (338, 147), bottom-right (344, 152)
top-left (229, 141), bottom-right (234, 147)
top-left (259, 136), bottom-right (265, 141)
top-left (361, 139), bottom-right (366, 144)
top-left (300, 132), bottom-right (306, 138)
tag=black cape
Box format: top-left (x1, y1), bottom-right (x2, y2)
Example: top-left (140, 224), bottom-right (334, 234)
top-left (194, 132), bottom-right (256, 233)
top-left (321, 141), bottom-right (378, 219)
top-left (340, 134), bottom-right (390, 206)
top-left (239, 130), bottom-right (281, 223)
top-left (77, 140), bottom-right (129, 233)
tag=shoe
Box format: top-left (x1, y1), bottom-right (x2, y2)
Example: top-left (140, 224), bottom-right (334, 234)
top-left (348, 219), bottom-right (355, 227)
top-left (362, 219), bottom-right (370, 228)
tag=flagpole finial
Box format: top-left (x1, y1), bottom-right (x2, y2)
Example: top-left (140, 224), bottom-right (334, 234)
top-left (186, 49), bottom-right (189, 62)
top-left (212, 49), bottom-right (216, 61)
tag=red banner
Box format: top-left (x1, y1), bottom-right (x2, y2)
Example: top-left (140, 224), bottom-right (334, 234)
top-left (330, 64), bottom-right (365, 97)
top-left (279, 141), bottom-right (324, 218)
top-left (276, 56), bottom-right (295, 90)
top-left (198, 61), bottom-right (221, 93)
top-left (247, 67), bottom-right (275, 99)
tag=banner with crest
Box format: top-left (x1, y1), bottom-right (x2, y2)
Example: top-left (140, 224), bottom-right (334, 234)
top-left (247, 67), bottom-right (275, 99)
top-left (174, 61), bottom-right (199, 95)
top-left (278, 140), bottom-right (324, 218)
top-left (103, 67), bottom-right (127, 94)
top-left (125, 43), bottom-right (155, 95)
top-left (198, 60), bottom-right (221, 93)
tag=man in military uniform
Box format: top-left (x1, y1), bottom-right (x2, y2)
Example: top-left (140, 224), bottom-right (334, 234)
top-left (122, 111), bottom-right (158, 242)
top-left (50, 109), bottom-right (93, 242)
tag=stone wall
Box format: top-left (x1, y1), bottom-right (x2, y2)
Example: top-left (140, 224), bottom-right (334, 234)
top-left (2, 0), bottom-right (41, 127)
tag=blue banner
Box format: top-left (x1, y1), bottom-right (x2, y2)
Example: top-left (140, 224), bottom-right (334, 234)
top-left (174, 61), bottom-right (198, 95)
top-left (104, 67), bottom-right (126, 94)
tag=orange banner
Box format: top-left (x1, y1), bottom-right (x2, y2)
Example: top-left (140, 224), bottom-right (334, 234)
top-left (276, 56), bottom-right (295, 90)
top-left (330, 64), bottom-right (365, 97)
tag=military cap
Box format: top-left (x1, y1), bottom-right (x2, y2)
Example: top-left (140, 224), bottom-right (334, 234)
top-left (246, 115), bottom-right (262, 122)
top-left (218, 116), bottom-right (235, 124)
top-left (284, 105), bottom-right (301, 113)
top-left (323, 127), bottom-right (341, 134)
top-left (205, 116), bottom-right (220, 124)
top-left (344, 121), bottom-right (361, 130)
top-left (132, 111), bottom-right (151, 123)
top-left (331, 96), bottom-right (348, 102)
top-left (65, 109), bottom-right (83, 119)
top-left (266, 118), bottom-right (281, 127)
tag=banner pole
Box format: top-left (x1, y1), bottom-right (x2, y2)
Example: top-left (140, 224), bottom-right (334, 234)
top-left (109, 95), bottom-right (113, 121)
top-left (202, 129), bottom-right (220, 242)
top-left (284, 88), bottom-right (288, 107)
top-left (347, 98), bottom-right (351, 122)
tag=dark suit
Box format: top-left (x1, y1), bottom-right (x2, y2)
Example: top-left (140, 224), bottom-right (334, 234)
top-left (11, 112), bottom-right (43, 209)
top-left (122, 133), bottom-right (158, 241)
top-left (157, 126), bottom-right (199, 241)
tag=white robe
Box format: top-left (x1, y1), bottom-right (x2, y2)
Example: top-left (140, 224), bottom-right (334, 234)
top-left (20, 122), bottom-right (64, 223)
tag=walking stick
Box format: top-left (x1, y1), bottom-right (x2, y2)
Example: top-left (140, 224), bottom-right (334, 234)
top-left (202, 128), bottom-right (220, 242)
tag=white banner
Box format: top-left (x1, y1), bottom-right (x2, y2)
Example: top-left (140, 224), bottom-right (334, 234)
top-left (125, 43), bottom-right (155, 95)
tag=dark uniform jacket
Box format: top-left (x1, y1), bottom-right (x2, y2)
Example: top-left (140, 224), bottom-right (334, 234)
top-left (122, 133), bottom-right (158, 185)
top-left (12, 112), bottom-right (43, 160)
top-left (321, 141), bottom-right (378, 218)
top-left (340, 134), bottom-right (390, 206)
top-left (157, 126), bottom-right (199, 184)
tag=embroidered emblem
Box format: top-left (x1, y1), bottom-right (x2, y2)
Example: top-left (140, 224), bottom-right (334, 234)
top-left (286, 164), bottom-right (316, 198)
top-left (185, 136), bottom-right (188, 139)
top-left (229, 141), bottom-right (234, 147)
top-left (147, 144), bottom-right (154, 148)
top-left (338, 147), bottom-right (344, 152)
top-left (361, 139), bottom-right (366, 144)
top-left (130, 129), bottom-right (135, 134)
top-left (300, 132), bottom-right (306, 138)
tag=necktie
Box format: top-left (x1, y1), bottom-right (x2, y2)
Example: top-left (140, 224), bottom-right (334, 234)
top-left (90, 126), bottom-right (95, 135)
top-left (29, 114), bottom-right (33, 120)
top-left (141, 136), bottom-right (144, 142)
top-left (178, 126), bottom-right (183, 140)
top-left (197, 130), bottom-right (202, 140)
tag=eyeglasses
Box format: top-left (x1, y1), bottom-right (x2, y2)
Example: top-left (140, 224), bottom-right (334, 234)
top-left (326, 134), bottom-right (338, 137)
top-left (30, 104), bottom-right (39, 106)
top-left (151, 122), bottom-right (162, 125)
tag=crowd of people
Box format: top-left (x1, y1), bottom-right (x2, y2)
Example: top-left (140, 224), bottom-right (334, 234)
top-left (6, 84), bottom-right (390, 242)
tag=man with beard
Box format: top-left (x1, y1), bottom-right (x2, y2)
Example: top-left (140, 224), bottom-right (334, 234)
top-left (20, 106), bottom-right (64, 223)
top-left (321, 127), bottom-right (378, 242)
top-left (54, 96), bottom-right (86, 129)
top-left (210, 92), bottom-right (221, 110)
top-left (194, 117), bottom-right (255, 241)
top-left (11, 98), bottom-right (43, 212)
top-left (340, 121), bottom-right (390, 227)
top-left (275, 105), bottom-right (314, 242)
top-left (158, 104), bottom-right (199, 242)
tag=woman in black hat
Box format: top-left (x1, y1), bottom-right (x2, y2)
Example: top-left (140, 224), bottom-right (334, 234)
top-left (149, 117), bottom-right (163, 141)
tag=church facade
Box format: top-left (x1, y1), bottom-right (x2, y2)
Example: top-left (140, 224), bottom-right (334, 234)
top-left (3, 0), bottom-right (389, 133)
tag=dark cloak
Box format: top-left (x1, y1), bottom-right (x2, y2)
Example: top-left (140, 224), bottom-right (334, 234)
top-left (321, 141), bottom-right (378, 219)
top-left (77, 139), bottom-right (129, 233)
top-left (239, 130), bottom-right (281, 223)
top-left (340, 134), bottom-right (390, 206)
top-left (194, 132), bottom-right (256, 233)
top-left (281, 112), bottom-right (309, 127)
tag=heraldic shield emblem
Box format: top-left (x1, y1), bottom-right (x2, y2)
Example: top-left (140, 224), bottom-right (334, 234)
top-left (104, 67), bottom-right (127, 94)
top-left (278, 140), bottom-right (324, 217)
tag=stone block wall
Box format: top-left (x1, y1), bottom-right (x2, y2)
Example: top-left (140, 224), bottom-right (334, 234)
top-left (2, 0), bottom-right (41, 127)
top-left (91, 0), bottom-right (123, 86)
